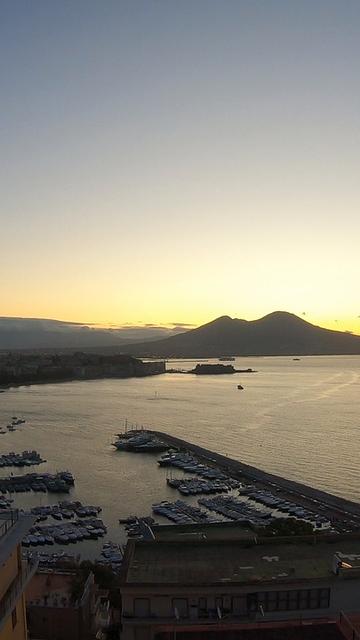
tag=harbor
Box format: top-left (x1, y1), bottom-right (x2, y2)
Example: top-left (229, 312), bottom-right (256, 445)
top-left (1, 360), bottom-right (360, 561)
top-left (112, 429), bottom-right (360, 536)
top-left (149, 430), bottom-right (360, 529)
top-left (3, 424), bottom-right (360, 561)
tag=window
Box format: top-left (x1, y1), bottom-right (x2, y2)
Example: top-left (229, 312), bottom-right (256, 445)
top-left (247, 593), bottom-right (258, 612)
top-left (172, 598), bottom-right (188, 619)
top-left (233, 595), bottom-right (247, 615)
top-left (198, 597), bottom-right (207, 618)
top-left (299, 590), bottom-right (309, 610)
top-left (320, 588), bottom-right (330, 608)
top-left (288, 590), bottom-right (299, 610)
top-left (12, 606), bottom-right (17, 629)
top-left (134, 598), bottom-right (150, 618)
top-left (247, 588), bottom-right (330, 614)
top-left (278, 591), bottom-right (288, 610)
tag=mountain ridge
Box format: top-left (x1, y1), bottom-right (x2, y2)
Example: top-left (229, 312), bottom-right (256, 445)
top-left (0, 317), bottom-right (183, 350)
top-left (124, 311), bottom-right (360, 357)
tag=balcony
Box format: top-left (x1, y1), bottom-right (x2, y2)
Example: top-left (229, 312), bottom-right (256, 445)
top-left (0, 556), bottom-right (38, 632)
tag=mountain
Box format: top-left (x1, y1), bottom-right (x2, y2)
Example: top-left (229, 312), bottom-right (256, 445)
top-left (124, 312), bottom-right (360, 357)
top-left (0, 317), bottom-right (182, 350)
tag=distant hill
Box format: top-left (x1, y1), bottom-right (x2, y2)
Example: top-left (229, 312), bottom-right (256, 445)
top-left (0, 317), bottom-right (181, 351)
top-left (125, 312), bottom-right (360, 357)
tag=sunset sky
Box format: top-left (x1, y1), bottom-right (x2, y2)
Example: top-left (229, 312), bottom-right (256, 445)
top-left (1, 1), bottom-right (359, 334)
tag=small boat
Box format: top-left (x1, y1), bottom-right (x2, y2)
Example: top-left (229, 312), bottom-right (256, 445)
top-left (237, 384), bottom-right (244, 390)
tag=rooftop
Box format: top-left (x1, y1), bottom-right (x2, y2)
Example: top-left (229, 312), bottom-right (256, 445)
top-left (123, 538), bottom-right (360, 586)
top-left (26, 572), bottom-right (74, 608)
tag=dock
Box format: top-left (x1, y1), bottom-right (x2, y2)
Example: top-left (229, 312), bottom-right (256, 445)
top-left (149, 430), bottom-right (360, 527)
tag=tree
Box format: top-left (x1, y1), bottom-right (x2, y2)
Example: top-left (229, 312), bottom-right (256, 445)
top-left (258, 518), bottom-right (314, 537)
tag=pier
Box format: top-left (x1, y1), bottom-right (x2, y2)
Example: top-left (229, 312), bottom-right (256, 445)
top-left (150, 430), bottom-right (360, 526)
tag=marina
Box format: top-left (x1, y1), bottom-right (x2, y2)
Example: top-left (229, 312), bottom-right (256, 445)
top-left (1, 357), bottom-right (360, 560)
top-left (114, 429), bottom-right (360, 537)
top-left (149, 430), bottom-right (360, 529)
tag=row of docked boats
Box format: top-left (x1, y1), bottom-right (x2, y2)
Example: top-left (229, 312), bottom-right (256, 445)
top-left (240, 487), bottom-right (331, 529)
top-left (31, 500), bottom-right (101, 522)
top-left (0, 495), bottom-right (13, 510)
top-left (123, 516), bottom-right (155, 539)
top-left (159, 452), bottom-right (240, 485)
top-left (198, 495), bottom-right (273, 526)
top-left (98, 542), bottom-right (123, 573)
top-left (22, 517), bottom-right (107, 547)
top-left (113, 430), bottom-right (168, 453)
top-left (167, 477), bottom-right (232, 496)
top-left (152, 499), bottom-right (216, 524)
top-left (0, 471), bottom-right (74, 494)
top-left (0, 450), bottom-right (44, 468)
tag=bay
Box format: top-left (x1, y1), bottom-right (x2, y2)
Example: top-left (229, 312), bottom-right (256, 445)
top-left (0, 355), bottom-right (359, 556)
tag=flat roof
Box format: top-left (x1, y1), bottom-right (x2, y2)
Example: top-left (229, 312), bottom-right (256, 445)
top-left (123, 538), bottom-right (360, 586)
top-left (26, 572), bottom-right (78, 608)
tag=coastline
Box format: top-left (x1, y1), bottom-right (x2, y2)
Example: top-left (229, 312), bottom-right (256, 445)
top-left (0, 370), bottom-right (166, 392)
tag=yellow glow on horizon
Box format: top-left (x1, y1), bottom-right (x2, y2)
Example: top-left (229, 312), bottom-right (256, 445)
top-left (1, 297), bottom-right (359, 338)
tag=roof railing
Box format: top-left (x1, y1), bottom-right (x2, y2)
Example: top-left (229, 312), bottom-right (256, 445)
top-left (0, 509), bottom-right (19, 540)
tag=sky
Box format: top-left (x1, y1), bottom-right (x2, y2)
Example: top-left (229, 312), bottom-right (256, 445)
top-left (1, 1), bottom-right (359, 334)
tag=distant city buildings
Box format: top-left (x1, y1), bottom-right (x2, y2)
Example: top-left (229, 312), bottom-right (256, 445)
top-left (0, 353), bottom-right (165, 387)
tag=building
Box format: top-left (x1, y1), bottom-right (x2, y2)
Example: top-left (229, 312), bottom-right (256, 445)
top-left (26, 566), bottom-right (110, 640)
top-left (0, 510), bottom-right (37, 640)
top-left (120, 536), bottom-right (360, 640)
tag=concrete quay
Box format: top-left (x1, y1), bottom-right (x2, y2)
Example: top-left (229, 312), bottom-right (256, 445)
top-left (151, 430), bottom-right (360, 525)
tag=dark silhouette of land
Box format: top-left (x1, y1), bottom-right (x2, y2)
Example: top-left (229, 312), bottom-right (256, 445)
top-left (125, 312), bottom-right (360, 357)
top-left (0, 317), bottom-right (179, 350)
top-left (0, 353), bottom-right (165, 388)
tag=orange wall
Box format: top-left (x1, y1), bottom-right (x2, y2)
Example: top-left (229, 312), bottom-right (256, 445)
top-left (0, 594), bottom-right (28, 640)
top-left (0, 551), bottom-right (18, 600)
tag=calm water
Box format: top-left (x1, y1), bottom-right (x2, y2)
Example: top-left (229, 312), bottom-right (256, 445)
top-left (0, 356), bottom-right (359, 556)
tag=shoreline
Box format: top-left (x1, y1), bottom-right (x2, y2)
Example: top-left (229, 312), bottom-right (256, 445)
top-left (0, 371), bottom-right (166, 393)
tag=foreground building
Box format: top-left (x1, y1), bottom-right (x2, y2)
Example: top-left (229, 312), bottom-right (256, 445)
top-left (26, 566), bottom-right (111, 640)
top-left (0, 510), bottom-right (37, 640)
top-left (120, 537), bottom-right (360, 639)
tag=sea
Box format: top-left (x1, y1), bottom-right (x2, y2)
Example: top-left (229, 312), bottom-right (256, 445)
top-left (0, 355), bottom-right (359, 558)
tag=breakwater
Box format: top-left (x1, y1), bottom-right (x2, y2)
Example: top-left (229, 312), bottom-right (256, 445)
top-left (151, 430), bottom-right (360, 521)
